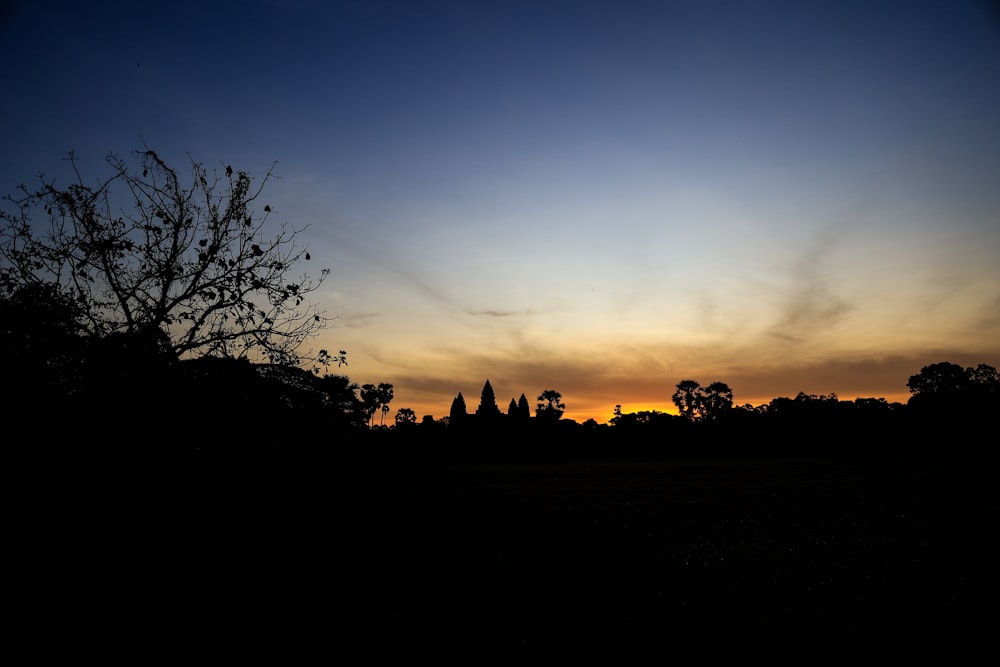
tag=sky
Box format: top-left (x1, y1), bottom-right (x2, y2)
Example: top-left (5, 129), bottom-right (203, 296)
top-left (2, 0), bottom-right (999, 423)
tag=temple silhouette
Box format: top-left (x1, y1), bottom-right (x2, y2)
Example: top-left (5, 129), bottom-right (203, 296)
top-left (449, 380), bottom-right (532, 431)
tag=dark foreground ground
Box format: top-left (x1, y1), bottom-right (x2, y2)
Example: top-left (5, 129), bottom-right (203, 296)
top-left (106, 450), bottom-right (993, 650)
top-left (26, 449), bottom-right (996, 652)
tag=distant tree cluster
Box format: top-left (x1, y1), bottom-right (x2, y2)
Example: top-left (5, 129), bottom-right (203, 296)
top-left (671, 380), bottom-right (733, 422)
top-left (360, 382), bottom-right (395, 428)
top-left (431, 364), bottom-right (997, 456)
top-left (907, 361), bottom-right (999, 398)
top-left (903, 362), bottom-right (999, 438)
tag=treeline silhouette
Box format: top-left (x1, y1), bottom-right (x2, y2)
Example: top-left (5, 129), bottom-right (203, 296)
top-left (4, 285), bottom-right (997, 463)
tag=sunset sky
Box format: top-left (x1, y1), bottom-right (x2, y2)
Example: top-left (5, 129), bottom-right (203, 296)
top-left (2, 0), bottom-right (998, 423)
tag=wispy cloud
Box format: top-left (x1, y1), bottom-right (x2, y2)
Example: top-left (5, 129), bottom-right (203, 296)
top-left (466, 308), bottom-right (535, 318)
top-left (341, 312), bottom-right (379, 328)
top-left (767, 229), bottom-right (852, 343)
top-left (976, 292), bottom-right (1000, 332)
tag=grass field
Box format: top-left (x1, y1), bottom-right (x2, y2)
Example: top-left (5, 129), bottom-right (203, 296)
top-left (160, 452), bottom-right (998, 648)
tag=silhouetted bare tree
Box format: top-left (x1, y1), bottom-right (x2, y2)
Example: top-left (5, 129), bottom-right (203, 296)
top-left (0, 145), bottom-right (338, 369)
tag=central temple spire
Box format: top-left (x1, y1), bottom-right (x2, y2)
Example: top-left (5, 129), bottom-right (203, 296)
top-left (476, 379), bottom-right (501, 417)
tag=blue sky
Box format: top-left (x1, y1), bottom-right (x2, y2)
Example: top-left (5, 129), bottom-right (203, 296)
top-left (3, 0), bottom-right (999, 421)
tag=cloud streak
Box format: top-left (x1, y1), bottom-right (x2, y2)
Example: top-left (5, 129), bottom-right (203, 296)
top-left (767, 229), bottom-right (852, 343)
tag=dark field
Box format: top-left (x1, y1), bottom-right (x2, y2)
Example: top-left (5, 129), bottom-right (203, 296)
top-left (147, 452), bottom-right (1000, 648)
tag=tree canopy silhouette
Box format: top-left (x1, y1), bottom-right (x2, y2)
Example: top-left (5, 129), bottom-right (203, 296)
top-left (536, 389), bottom-right (565, 421)
top-left (377, 382), bottom-right (394, 426)
top-left (0, 145), bottom-right (338, 368)
top-left (906, 361), bottom-right (999, 438)
top-left (394, 407), bottom-right (416, 428)
top-left (907, 362), bottom-right (1000, 396)
top-left (672, 380), bottom-right (733, 422)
